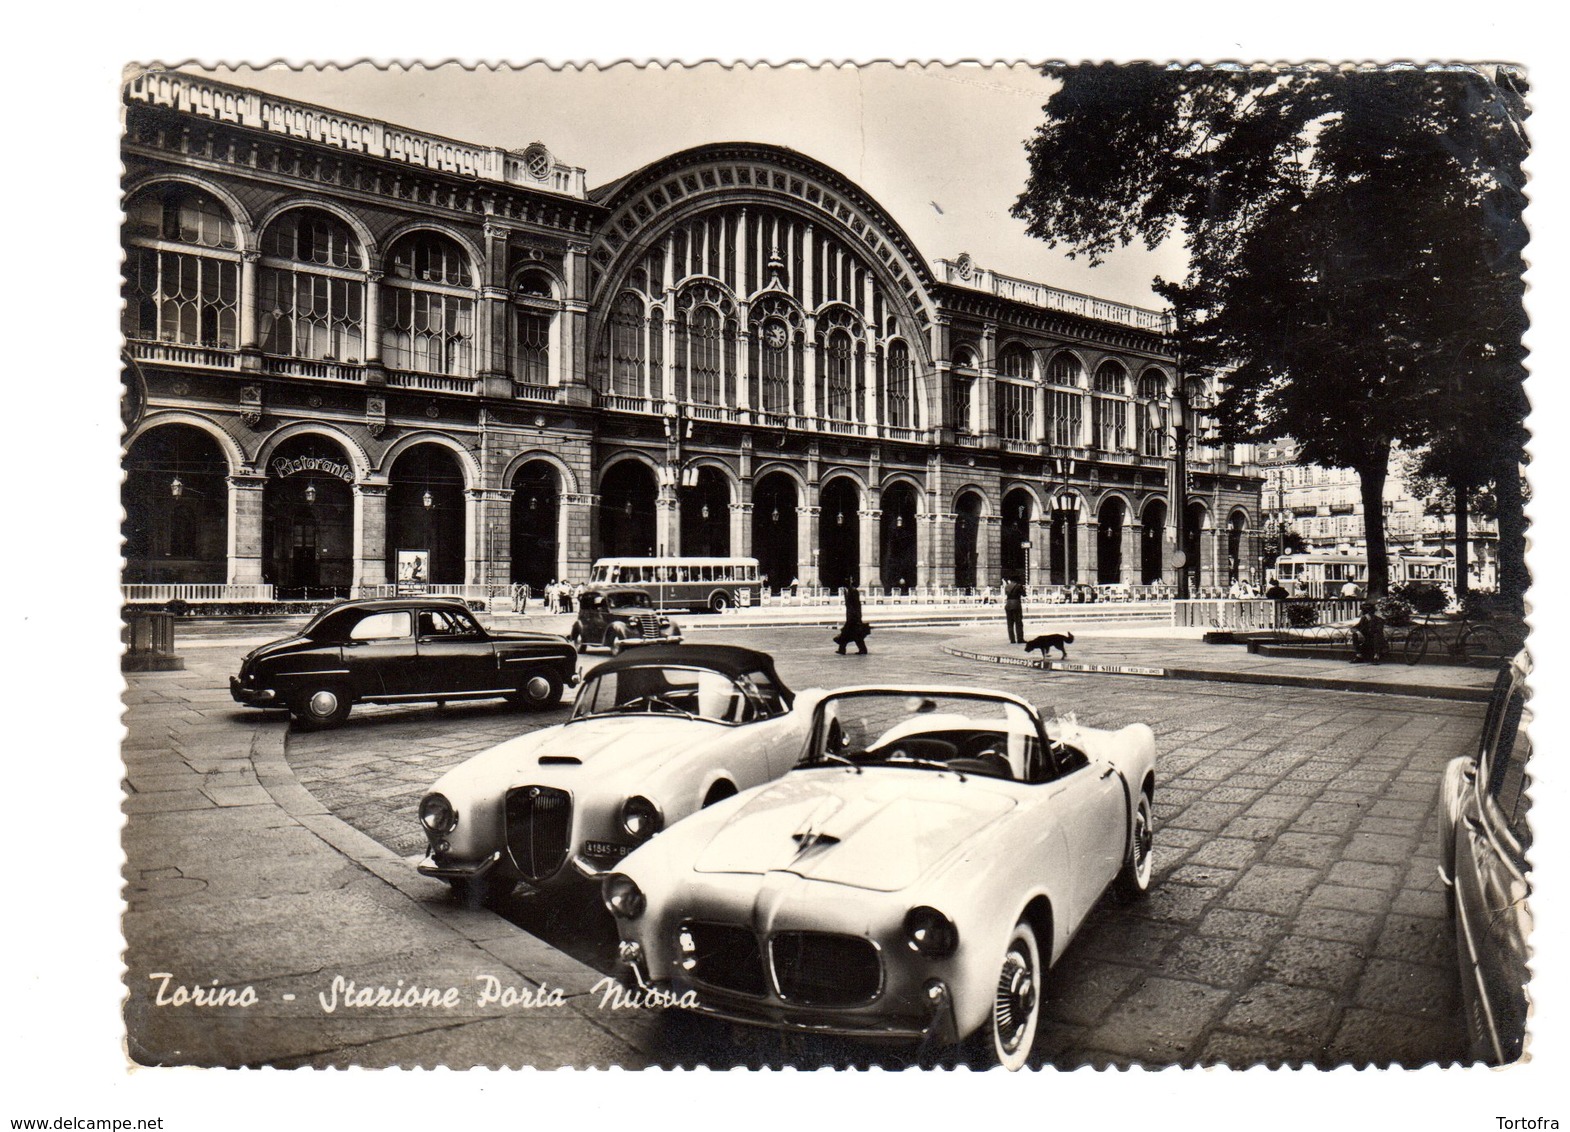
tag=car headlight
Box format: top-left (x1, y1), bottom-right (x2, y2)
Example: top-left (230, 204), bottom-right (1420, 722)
top-left (603, 873), bottom-right (646, 920)
top-left (419, 793), bottom-right (458, 835)
top-left (904, 906), bottom-right (959, 957)
top-left (620, 795), bottom-right (663, 842)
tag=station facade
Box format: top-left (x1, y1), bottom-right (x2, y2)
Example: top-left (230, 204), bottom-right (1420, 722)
top-left (122, 72), bottom-right (1264, 598)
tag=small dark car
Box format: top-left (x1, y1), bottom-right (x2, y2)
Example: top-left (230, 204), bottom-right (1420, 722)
top-left (569, 587), bottom-right (682, 654)
top-left (230, 597), bottom-right (578, 729)
top-left (1437, 649), bottom-right (1532, 1064)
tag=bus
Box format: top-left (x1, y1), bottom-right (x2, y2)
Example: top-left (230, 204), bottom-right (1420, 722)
top-left (1273, 551), bottom-right (1456, 598)
top-left (588, 557), bottom-right (761, 613)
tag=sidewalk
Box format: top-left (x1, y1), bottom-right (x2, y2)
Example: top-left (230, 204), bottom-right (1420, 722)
top-left (942, 629), bottom-right (1499, 702)
top-left (122, 647), bottom-right (660, 1068)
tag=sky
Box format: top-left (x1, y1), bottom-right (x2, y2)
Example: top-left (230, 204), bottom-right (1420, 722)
top-left (193, 62), bottom-right (1187, 310)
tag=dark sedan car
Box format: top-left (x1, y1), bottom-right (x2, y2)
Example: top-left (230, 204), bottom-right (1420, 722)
top-left (230, 597), bottom-right (578, 729)
top-left (1437, 649), bottom-right (1532, 1064)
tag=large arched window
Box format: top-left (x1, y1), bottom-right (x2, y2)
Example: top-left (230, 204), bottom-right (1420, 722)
top-left (824, 329), bottom-right (855, 421)
top-left (1045, 352), bottom-right (1084, 447)
top-left (690, 307), bottom-right (724, 405)
top-left (122, 184), bottom-right (240, 348)
top-left (1092, 360), bottom-right (1130, 451)
top-left (1139, 369), bottom-right (1170, 456)
top-left (511, 269), bottom-right (557, 386)
top-left (258, 209), bottom-right (365, 361)
top-left (950, 344), bottom-right (978, 434)
top-left (610, 293), bottom-right (646, 396)
top-left (381, 231), bottom-right (475, 376)
top-left (886, 340), bottom-right (913, 429)
top-left (996, 343), bottom-right (1035, 442)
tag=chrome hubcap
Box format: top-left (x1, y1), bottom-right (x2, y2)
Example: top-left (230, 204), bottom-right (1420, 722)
top-left (994, 948), bottom-right (1036, 1053)
top-left (524, 675), bottom-right (550, 700)
top-left (308, 690), bottom-right (339, 716)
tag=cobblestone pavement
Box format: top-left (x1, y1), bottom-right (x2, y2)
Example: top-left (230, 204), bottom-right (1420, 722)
top-left (285, 624), bottom-right (1486, 1067)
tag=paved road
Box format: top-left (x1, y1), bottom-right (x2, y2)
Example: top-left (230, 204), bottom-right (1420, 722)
top-left (287, 624), bottom-right (1483, 1067)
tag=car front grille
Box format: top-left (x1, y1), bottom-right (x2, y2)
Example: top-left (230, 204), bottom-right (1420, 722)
top-left (631, 613), bottom-right (661, 638)
top-left (771, 932), bottom-right (882, 1006)
top-left (503, 786), bottom-right (572, 881)
top-left (677, 922), bottom-right (768, 997)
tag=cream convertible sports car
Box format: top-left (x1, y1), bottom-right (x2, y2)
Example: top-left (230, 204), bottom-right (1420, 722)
top-left (417, 645), bottom-right (821, 904)
top-left (604, 687), bottom-right (1158, 1069)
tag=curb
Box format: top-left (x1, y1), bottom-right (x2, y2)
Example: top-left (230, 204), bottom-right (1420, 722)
top-left (939, 644), bottom-right (1492, 703)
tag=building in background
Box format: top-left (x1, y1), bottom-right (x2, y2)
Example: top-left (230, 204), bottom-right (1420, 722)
top-left (121, 72), bottom-right (1263, 600)
top-left (1258, 439), bottom-right (1497, 589)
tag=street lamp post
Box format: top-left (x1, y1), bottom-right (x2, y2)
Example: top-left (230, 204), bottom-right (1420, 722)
top-left (1171, 328), bottom-right (1192, 600)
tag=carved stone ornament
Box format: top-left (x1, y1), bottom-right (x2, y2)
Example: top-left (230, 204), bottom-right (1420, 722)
top-left (239, 384), bottom-right (263, 429)
top-left (366, 394), bottom-right (387, 439)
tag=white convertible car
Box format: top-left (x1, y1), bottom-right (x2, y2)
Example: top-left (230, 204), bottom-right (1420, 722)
top-left (417, 645), bottom-right (821, 904)
top-left (603, 686), bottom-right (1158, 1069)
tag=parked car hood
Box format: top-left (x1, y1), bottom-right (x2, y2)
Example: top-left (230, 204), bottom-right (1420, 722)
top-left (435, 714), bottom-right (729, 791)
top-left (690, 770), bottom-right (1015, 892)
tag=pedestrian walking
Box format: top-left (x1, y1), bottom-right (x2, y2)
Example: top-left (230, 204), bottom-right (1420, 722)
top-left (833, 578), bottom-right (870, 654)
top-left (1004, 576), bottom-right (1026, 644)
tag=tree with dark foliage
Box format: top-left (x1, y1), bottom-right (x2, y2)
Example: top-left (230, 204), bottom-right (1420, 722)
top-left (1012, 64), bottom-right (1528, 605)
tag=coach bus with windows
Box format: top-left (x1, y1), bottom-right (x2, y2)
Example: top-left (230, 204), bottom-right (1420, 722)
top-left (1274, 551), bottom-right (1456, 597)
top-left (589, 557), bottom-right (760, 613)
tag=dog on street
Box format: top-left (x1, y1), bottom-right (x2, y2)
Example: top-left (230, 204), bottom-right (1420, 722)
top-left (1024, 632), bottom-right (1074, 659)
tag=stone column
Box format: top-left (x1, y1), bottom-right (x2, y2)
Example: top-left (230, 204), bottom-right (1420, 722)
top-left (798, 504), bottom-right (820, 587)
top-left (561, 241), bottom-right (590, 399)
top-left (1032, 517), bottom-right (1052, 589)
top-left (980, 513), bottom-right (1000, 590)
top-left (1076, 517), bottom-right (1096, 584)
top-left (656, 485), bottom-right (680, 558)
top-left (226, 473), bottom-right (267, 584)
top-left (859, 508), bottom-right (881, 589)
top-left (363, 270), bottom-right (384, 366)
top-left (731, 501), bottom-right (752, 561)
top-left (1121, 519), bottom-right (1140, 586)
top-left (238, 252), bottom-right (260, 352)
top-left (468, 487), bottom-right (512, 588)
top-left (978, 322), bottom-right (998, 445)
top-left (917, 508), bottom-right (936, 589)
top-left (559, 491), bottom-right (597, 580)
top-left (351, 480), bottom-right (389, 590)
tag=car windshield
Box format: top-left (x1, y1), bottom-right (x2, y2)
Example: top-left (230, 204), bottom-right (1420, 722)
top-left (800, 691), bottom-right (1042, 781)
top-left (571, 665), bottom-right (755, 725)
top-left (613, 592), bottom-right (653, 608)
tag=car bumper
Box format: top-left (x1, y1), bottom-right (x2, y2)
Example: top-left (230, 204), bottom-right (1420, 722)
top-left (417, 850), bottom-right (503, 881)
top-left (617, 947), bottom-right (959, 1046)
top-left (229, 677), bottom-right (279, 706)
top-left (619, 634), bottom-right (683, 649)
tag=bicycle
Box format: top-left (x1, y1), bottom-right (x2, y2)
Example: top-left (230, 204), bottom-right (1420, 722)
top-left (1401, 616), bottom-right (1513, 666)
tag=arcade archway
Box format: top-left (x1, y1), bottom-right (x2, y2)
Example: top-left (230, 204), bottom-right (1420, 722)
top-left (752, 473), bottom-right (798, 592)
top-left (818, 477), bottom-right (861, 589)
top-left (123, 423), bottom-right (229, 584)
top-left (880, 482), bottom-right (920, 590)
top-left (1141, 500), bottom-right (1168, 585)
top-left (599, 460), bottom-right (657, 559)
top-left (263, 434), bottom-right (355, 596)
top-left (510, 461), bottom-right (560, 589)
top-left (953, 492), bottom-right (984, 589)
top-left (387, 444), bottom-right (467, 585)
top-left (1097, 498), bottom-right (1127, 585)
top-left (1001, 488), bottom-right (1033, 583)
top-left (680, 466), bottom-right (731, 558)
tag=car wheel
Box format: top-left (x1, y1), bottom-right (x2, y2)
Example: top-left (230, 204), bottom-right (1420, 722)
top-left (976, 920), bottom-right (1042, 1071)
top-left (702, 780), bottom-right (737, 808)
top-left (571, 625), bottom-right (587, 654)
top-left (709, 591), bottom-right (731, 613)
top-left (1116, 790), bottom-right (1155, 899)
top-left (609, 630), bottom-right (627, 656)
top-left (291, 685), bottom-right (352, 730)
top-left (510, 671), bottom-right (564, 712)
top-left (449, 875), bottom-right (515, 908)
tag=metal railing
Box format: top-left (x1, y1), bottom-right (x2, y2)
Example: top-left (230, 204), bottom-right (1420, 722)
top-left (1174, 597), bottom-right (1362, 630)
top-left (123, 583), bottom-right (277, 603)
top-left (387, 370), bottom-right (476, 394)
top-left (351, 583), bottom-right (497, 601)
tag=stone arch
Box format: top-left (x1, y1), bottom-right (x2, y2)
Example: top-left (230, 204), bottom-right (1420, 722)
top-left (257, 421), bottom-right (372, 482)
top-left (252, 195), bottom-right (379, 262)
top-left (817, 474), bottom-right (864, 589)
top-left (1044, 347), bottom-right (1091, 386)
top-left (818, 467), bottom-right (869, 498)
top-left (500, 449), bottom-right (581, 496)
top-left (378, 220), bottom-right (485, 283)
top-left (879, 471), bottom-right (928, 509)
top-left (750, 460), bottom-right (810, 494)
top-left (1000, 485), bottom-right (1039, 583)
top-left (122, 173), bottom-right (257, 248)
top-left (129, 410), bottom-right (247, 475)
top-left (122, 421), bottom-right (233, 585)
top-left (952, 487), bottom-right (989, 589)
top-left (376, 430), bottom-right (480, 489)
top-left (1096, 493), bottom-right (1133, 585)
top-left (879, 479), bottom-right (922, 589)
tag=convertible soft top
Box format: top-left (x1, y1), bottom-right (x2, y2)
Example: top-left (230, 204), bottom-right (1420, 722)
top-left (590, 643), bottom-right (787, 687)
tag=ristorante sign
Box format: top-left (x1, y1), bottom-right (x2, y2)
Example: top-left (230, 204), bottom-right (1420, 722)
top-left (270, 455), bottom-right (355, 483)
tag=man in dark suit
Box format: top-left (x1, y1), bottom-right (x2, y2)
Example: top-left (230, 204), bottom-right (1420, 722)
top-left (834, 578), bottom-right (869, 654)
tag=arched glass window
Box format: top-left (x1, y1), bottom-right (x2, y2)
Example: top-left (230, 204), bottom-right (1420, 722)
top-left (996, 343), bottom-right (1035, 442)
top-left (1092, 360), bottom-right (1129, 451)
top-left (690, 307), bottom-right (723, 405)
top-left (886, 340), bottom-right (912, 428)
top-left (258, 209), bottom-right (365, 361)
top-left (825, 329), bottom-right (854, 420)
top-left (122, 185), bottom-right (240, 348)
top-left (381, 232), bottom-right (475, 376)
top-left (998, 343), bottom-right (1032, 381)
top-left (1139, 369), bottom-right (1170, 456)
top-left (611, 293), bottom-right (646, 396)
top-left (757, 318), bottom-right (792, 415)
top-left (1045, 353), bottom-right (1084, 447)
top-left (1047, 352), bottom-right (1083, 386)
top-left (511, 269), bottom-right (556, 386)
top-left (950, 344), bottom-right (978, 434)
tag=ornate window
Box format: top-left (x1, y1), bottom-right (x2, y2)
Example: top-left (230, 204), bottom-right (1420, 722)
top-left (1047, 389), bottom-right (1083, 448)
top-left (1139, 369), bottom-right (1169, 456)
top-left (122, 185), bottom-right (240, 348)
top-left (258, 209), bottom-right (365, 361)
top-left (610, 293), bottom-right (646, 396)
top-left (886, 340), bottom-right (913, 429)
top-left (824, 329), bottom-right (854, 420)
top-left (998, 343), bottom-right (1033, 382)
top-left (950, 344), bottom-right (979, 433)
top-left (690, 307), bottom-right (724, 405)
top-left (750, 295), bottom-right (801, 419)
top-left (511, 269), bottom-right (557, 386)
top-left (997, 380), bottom-right (1035, 442)
top-left (1092, 361), bottom-right (1129, 451)
top-left (382, 232), bottom-right (475, 376)
top-left (1047, 352), bottom-right (1083, 387)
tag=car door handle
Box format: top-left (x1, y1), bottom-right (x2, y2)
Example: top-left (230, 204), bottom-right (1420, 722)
top-left (1099, 767), bottom-right (1116, 781)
